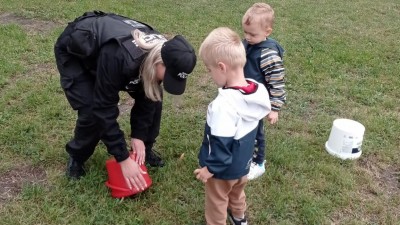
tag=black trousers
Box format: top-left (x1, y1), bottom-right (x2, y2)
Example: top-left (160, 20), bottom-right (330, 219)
top-left (254, 120), bottom-right (266, 164)
top-left (54, 23), bottom-right (161, 163)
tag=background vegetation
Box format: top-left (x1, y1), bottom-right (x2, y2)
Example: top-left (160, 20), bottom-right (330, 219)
top-left (0, 0), bottom-right (399, 224)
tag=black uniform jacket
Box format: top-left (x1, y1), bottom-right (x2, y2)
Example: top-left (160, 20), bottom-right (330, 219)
top-left (65, 11), bottom-right (163, 162)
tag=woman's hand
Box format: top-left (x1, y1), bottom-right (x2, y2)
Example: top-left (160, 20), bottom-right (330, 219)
top-left (131, 138), bottom-right (145, 165)
top-left (119, 157), bottom-right (147, 191)
top-left (194, 167), bottom-right (214, 183)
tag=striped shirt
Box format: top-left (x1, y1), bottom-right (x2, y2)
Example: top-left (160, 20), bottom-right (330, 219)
top-left (260, 48), bottom-right (286, 111)
top-left (243, 38), bottom-right (286, 111)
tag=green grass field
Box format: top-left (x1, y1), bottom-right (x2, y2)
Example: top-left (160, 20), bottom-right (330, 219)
top-left (0, 1), bottom-right (399, 224)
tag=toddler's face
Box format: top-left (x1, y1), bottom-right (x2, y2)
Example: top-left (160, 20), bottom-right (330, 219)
top-left (242, 21), bottom-right (270, 45)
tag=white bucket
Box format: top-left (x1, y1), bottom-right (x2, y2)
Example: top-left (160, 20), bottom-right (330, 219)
top-left (325, 119), bottom-right (365, 160)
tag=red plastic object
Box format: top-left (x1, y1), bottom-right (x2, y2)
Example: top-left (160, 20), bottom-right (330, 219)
top-left (105, 152), bottom-right (152, 198)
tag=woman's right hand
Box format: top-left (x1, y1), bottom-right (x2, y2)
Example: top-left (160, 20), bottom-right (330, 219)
top-left (131, 138), bottom-right (145, 165)
top-left (119, 156), bottom-right (147, 191)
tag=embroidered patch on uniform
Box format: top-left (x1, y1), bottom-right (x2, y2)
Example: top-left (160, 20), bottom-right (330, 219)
top-left (125, 78), bottom-right (141, 92)
top-left (132, 33), bottom-right (166, 46)
top-left (142, 33), bottom-right (167, 44)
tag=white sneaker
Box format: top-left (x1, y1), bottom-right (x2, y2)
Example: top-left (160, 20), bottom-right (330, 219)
top-left (247, 160), bottom-right (266, 180)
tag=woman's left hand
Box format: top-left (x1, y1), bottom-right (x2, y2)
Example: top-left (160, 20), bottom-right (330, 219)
top-left (131, 138), bottom-right (145, 165)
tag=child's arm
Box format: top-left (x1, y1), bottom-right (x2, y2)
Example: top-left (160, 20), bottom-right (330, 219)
top-left (261, 48), bottom-right (286, 122)
top-left (197, 106), bottom-right (236, 179)
top-left (194, 167), bottom-right (214, 183)
top-left (200, 126), bottom-right (235, 175)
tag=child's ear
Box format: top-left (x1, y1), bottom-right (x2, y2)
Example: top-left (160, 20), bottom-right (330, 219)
top-left (265, 27), bottom-right (273, 37)
top-left (217, 62), bottom-right (226, 72)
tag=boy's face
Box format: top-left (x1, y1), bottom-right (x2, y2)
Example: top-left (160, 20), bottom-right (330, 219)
top-left (242, 21), bottom-right (271, 45)
top-left (205, 63), bottom-right (226, 88)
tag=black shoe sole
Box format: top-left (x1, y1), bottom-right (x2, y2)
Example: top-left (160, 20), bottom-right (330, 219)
top-left (65, 171), bottom-right (85, 179)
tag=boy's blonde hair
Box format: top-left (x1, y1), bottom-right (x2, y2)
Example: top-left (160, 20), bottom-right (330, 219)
top-left (133, 29), bottom-right (166, 102)
top-left (242, 3), bottom-right (275, 29)
top-left (199, 27), bottom-right (246, 69)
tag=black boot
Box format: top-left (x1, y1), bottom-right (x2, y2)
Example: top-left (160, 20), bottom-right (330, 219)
top-left (66, 157), bottom-right (86, 179)
top-left (145, 149), bottom-right (165, 167)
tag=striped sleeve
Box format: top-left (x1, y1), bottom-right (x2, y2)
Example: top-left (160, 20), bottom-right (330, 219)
top-left (260, 48), bottom-right (286, 111)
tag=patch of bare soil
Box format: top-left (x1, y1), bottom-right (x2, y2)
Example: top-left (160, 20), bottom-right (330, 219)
top-left (27, 62), bottom-right (58, 77)
top-left (0, 165), bottom-right (47, 206)
top-left (358, 155), bottom-right (400, 196)
top-left (330, 154), bottom-right (400, 224)
top-left (0, 13), bottom-right (59, 34)
top-left (118, 98), bottom-right (134, 116)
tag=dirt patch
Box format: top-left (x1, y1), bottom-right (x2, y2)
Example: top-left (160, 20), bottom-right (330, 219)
top-left (0, 164), bottom-right (47, 206)
top-left (381, 166), bottom-right (400, 194)
top-left (330, 154), bottom-right (400, 223)
top-left (27, 62), bottom-right (58, 77)
top-left (118, 98), bottom-right (134, 116)
top-left (358, 155), bottom-right (400, 195)
top-left (0, 13), bottom-right (59, 34)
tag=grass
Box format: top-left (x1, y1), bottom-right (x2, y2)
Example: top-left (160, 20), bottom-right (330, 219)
top-left (0, 0), bottom-right (399, 224)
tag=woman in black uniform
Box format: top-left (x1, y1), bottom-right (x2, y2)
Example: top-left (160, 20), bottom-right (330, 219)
top-left (54, 11), bottom-right (196, 191)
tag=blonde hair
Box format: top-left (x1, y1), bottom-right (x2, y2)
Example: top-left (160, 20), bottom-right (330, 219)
top-left (199, 27), bottom-right (246, 69)
top-left (132, 29), bottom-right (166, 101)
top-left (242, 3), bottom-right (275, 29)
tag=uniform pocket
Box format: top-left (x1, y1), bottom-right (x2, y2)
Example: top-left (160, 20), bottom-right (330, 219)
top-left (58, 58), bottom-right (85, 90)
top-left (67, 29), bottom-right (97, 58)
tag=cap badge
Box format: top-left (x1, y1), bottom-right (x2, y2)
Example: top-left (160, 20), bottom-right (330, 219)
top-left (177, 72), bottom-right (188, 79)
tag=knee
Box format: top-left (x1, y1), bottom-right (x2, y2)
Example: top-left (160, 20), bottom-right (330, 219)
top-left (77, 108), bottom-right (97, 125)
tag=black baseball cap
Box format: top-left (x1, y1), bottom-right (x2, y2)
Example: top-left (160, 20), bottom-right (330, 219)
top-left (161, 35), bottom-right (196, 95)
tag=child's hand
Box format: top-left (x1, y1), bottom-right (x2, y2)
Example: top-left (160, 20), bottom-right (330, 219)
top-left (267, 111), bottom-right (279, 125)
top-left (194, 167), bottom-right (214, 183)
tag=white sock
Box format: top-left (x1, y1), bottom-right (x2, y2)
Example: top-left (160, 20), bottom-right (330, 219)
top-left (233, 216), bottom-right (247, 225)
top-left (233, 215), bottom-right (245, 221)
